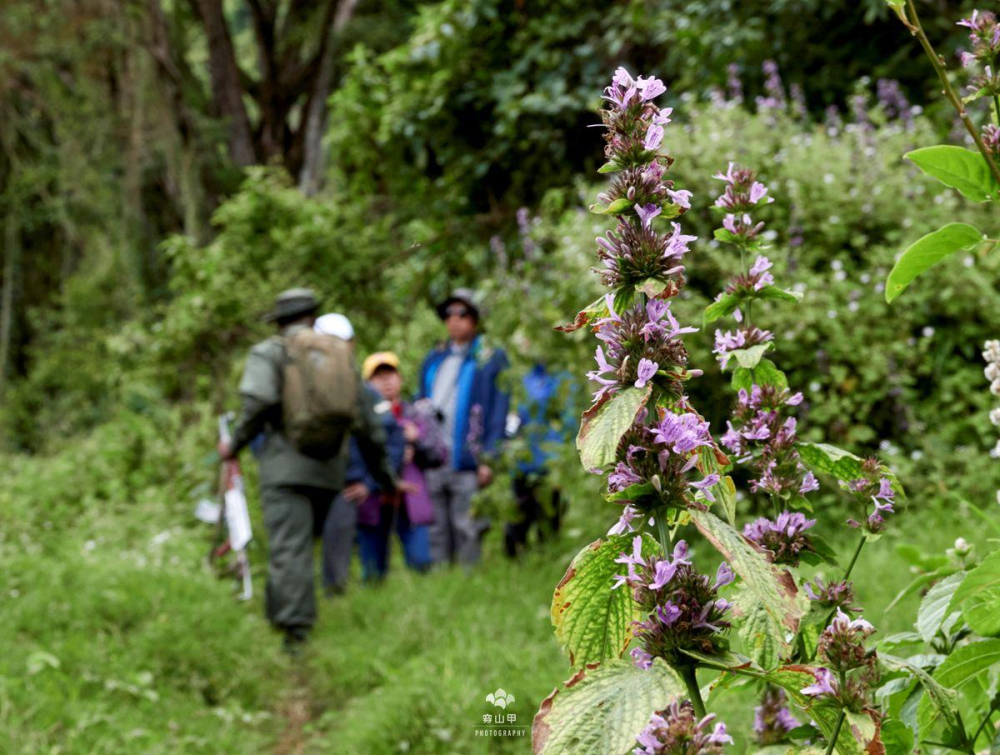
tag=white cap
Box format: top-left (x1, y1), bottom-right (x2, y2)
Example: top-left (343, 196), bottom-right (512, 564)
top-left (314, 313), bottom-right (354, 340)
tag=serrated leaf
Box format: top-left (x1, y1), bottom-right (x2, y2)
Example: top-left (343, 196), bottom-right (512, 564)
top-left (756, 285), bottom-right (804, 304)
top-left (885, 222), bottom-right (984, 303)
top-left (552, 535), bottom-right (660, 668)
top-left (703, 292), bottom-right (740, 325)
top-left (738, 597), bottom-right (781, 669)
top-left (880, 653), bottom-right (962, 737)
top-left (796, 443), bottom-right (905, 501)
top-left (731, 358), bottom-right (788, 391)
top-left (555, 296), bottom-right (609, 333)
top-left (919, 640), bottom-right (1000, 738)
top-left (729, 342), bottom-right (773, 369)
top-left (906, 146), bottom-right (999, 202)
top-left (951, 549), bottom-right (1000, 637)
top-left (532, 660), bottom-right (684, 755)
top-left (690, 510), bottom-right (808, 649)
top-left (577, 385), bottom-right (652, 470)
top-left (916, 572), bottom-right (966, 643)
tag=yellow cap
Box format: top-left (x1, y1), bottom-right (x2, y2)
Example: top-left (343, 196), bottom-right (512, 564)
top-left (362, 351), bottom-right (401, 380)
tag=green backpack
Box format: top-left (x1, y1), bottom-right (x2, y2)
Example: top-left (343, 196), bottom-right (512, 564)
top-left (281, 330), bottom-right (358, 457)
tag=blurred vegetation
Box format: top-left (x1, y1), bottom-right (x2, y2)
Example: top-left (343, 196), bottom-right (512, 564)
top-left (1, 0), bottom-right (998, 750)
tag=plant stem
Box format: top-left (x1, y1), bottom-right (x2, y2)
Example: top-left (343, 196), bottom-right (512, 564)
top-left (993, 94), bottom-right (1000, 127)
top-left (903, 0), bottom-right (1000, 189)
top-left (678, 663), bottom-right (707, 718)
top-left (825, 710), bottom-right (845, 755)
top-left (843, 535), bottom-right (866, 581)
top-left (656, 509), bottom-right (671, 556)
top-left (971, 710), bottom-right (994, 748)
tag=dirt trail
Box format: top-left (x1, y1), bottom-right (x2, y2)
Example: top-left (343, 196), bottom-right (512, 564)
top-left (274, 666), bottom-right (314, 755)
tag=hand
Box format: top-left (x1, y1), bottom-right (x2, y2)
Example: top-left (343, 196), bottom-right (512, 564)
top-left (217, 441), bottom-right (234, 460)
top-left (397, 480), bottom-right (420, 495)
top-left (401, 420), bottom-right (420, 443)
top-left (476, 464), bottom-right (494, 489)
top-left (343, 482), bottom-right (371, 503)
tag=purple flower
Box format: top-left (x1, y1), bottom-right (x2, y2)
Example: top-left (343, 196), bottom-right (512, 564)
top-left (635, 203), bottom-right (662, 228)
top-left (615, 535), bottom-right (647, 569)
top-left (749, 255), bottom-right (775, 290)
top-left (637, 75), bottom-right (667, 102)
top-left (635, 358), bottom-right (659, 388)
top-left (644, 123), bottom-right (664, 150)
top-left (800, 471), bottom-right (819, 493)
top-left (743, 511), bottom-right (816, 566)
top-left (609, 505), bottom-right (641, 535)
top-left (801, 667), bottom-right (838, 698)
top-left (656, 602), bottom-right (682, 625)
top-left (689, 473), bottom-right (720, 502)
top-left (648, 559), bottom-right (678, 591)
top-left (631, 646), bottom-right (653, 669)
top-left (667, 189), bottom-right (692, 209)
top-left (714, 562), bottom-right (735, 589)
top-left (754, 687), bottom-right (799, 745)
top-left (634, 701), bottom-right (732, 754)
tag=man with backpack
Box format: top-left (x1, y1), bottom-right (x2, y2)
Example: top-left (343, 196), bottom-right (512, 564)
top-left (218, 288), bottom-right (397, 652)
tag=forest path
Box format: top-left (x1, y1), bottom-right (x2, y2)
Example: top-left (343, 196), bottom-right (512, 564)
top-left (274, 665), bottom-right (315, 755)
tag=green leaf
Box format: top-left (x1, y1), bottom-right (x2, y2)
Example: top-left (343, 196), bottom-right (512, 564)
top-left (703, 292), bottom-right (740, 325)
top-left (690, 510), bottom-right (808, 651)
top-left (919, 640), bottom-right (1000, 737)
top-left (598, 160), bottom-right (622, 174)
top-left (577, 386), bottom-right (652, 470)
top-left (714, 228), bottom-right (739, 244)
top-left (532, 660), bottom-right (684, 755)
top-left (551, 535), bottom-right (659, 668)
top-left (756, 285), bottom-right (804, 304)
top-left (635, 278), bottom-right (669, 298)
top-left (606, 198), bottom-right (632, 214)
top-left (738, 597), bottom-right (781, 669)
top-left (695, 445), bottom-right (736, 525)
top-left (605, 481), bottom-right (656, 504)
top-left (951, 549), bottom-right (1000, 637)
top-left (728, 342), bottom-right (773, 370)
top-left (906, 146), bottom-right (999, 202)
top-left (885, 222), bottom-right (984, 303)
top-left (916, 572), bottom-right (966, 643)
top-left (880, 653), bottom-right (962, 737)
top-left (796, 442), bottom-right (906, 501)
top-left (555, 296), bottom-right (608, 333)
top-left (731, 358), bottom-right (788, 392)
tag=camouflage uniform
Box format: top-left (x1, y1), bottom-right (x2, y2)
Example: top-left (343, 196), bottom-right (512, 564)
top-left (231, 320), bottom-right (394, 634)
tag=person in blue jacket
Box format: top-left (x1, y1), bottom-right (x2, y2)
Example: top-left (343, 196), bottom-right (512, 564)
top-left (419, 289), bottom-right (509, 566)
top-left (505, 364), bottom-right (575, 557)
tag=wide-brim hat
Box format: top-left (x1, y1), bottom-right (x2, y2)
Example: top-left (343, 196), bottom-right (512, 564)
top-left (263, 287), bottom-right (320, 322)
top-left (435, 288), bottom-right (481, 321)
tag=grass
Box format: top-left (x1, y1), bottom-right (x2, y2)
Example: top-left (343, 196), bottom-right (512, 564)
top-left (1, 439), bottom-right (995, 754)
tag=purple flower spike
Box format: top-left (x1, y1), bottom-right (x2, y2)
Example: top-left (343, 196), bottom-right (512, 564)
top-left (644, 123), bottom-right (665, 150)
top-left (656, 602), bottom-right (682, 626)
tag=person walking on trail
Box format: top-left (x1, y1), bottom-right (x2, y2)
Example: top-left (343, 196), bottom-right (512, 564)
top-left (218, 289), bottom-right (397, 653)
top-left (348, 352), bottom-right (442, 582)
top-left (504, 363), bottom-right (575, 557)
top-left (419, 289), bottom-right (509, 567)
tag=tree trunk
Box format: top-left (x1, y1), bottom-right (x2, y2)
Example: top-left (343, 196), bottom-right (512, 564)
top-left (298, 0), bottom-right (360, 196)
top-left (187, 0), bottom-right (256, 166)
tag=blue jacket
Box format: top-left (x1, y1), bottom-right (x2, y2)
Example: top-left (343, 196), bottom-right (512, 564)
top-left (346, 386), bottom-right (406, 491)
top-left (517, 365), bottom-right (576, 475)
top-left (419, 336), bottom-right (509, 472)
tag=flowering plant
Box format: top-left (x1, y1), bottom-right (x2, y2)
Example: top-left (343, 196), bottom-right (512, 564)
top-left (881, 2), bottom-right (999, 301)
top-left (532, 62), bottom-right (1000, 755)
